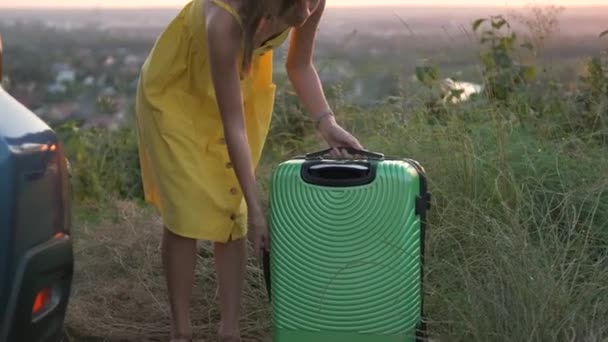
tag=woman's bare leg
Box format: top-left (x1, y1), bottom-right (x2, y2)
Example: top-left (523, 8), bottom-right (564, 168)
top-left (214, 236), bottom-right (247, 341)
top-left (162, 226), bottom-right (197, 340)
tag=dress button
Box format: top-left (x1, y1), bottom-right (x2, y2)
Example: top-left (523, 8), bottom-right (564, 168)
top-left (230, 213), bottom-right (237, 220)
top-left (229, 187), bottom-right (238, 195)
top-left (226, 162), bottom-right (233, 168)
top-left (218, 138), bottom-right (225, 144)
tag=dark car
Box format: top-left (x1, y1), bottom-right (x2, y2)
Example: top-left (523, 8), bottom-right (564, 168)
top-left (0, 33), bottom-right (74, 342)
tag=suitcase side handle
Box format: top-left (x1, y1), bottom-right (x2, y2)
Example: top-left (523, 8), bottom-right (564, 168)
top-left (262, 249), bottom-right (271, 302)
top-left (304, 147), bottom-right (385, 160)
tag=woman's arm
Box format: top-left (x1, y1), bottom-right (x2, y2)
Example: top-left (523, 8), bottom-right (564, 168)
top-left (285, 0), bottom-right (363, 152)
top-left (206, 5), bottom-right (264, 219)
top-left (285, 0), bottom-right (336, 128)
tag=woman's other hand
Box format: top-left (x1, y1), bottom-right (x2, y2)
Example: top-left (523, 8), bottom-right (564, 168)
top-left (247, 207), bottom-right (269, 260)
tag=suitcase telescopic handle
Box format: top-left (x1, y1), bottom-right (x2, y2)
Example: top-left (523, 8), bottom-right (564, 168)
top-left (304, 147), bottom-right (385, 160)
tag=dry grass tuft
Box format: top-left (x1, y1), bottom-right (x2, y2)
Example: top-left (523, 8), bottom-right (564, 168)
top-left (64, 200), bottom-right (272, 342)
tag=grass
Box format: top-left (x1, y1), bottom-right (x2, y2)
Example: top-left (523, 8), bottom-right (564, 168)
top-left (63, 201), bottom-right (272, 342)
top-left (56, 17), bottom-right (608, 341)
top-left (60, 94), bottom-right (608, 341)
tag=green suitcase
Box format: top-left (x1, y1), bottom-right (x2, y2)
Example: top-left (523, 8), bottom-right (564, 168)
top-left (263, 147), bottom-right (431, 342)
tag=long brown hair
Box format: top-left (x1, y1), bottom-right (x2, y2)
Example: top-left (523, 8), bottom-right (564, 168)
top-left (238, 0), bottom-right (297, 78)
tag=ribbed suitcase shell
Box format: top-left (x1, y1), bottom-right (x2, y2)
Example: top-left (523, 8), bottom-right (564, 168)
top-left (266, 150), bottom-right (430, 342)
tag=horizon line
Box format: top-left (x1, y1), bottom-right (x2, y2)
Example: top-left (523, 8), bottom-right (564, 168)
top-left (2, 4), bottom-right (608, 9)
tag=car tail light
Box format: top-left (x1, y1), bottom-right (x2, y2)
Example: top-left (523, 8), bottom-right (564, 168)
top-left (32, 288), bottom-right (52, 315)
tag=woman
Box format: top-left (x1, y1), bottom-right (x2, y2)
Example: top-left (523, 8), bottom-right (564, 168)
top-left (135, 0), bottom-right (363, 340)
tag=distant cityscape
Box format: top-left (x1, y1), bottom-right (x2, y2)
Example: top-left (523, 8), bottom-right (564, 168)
top-left (1, 5), bottom-right (606, 130)
top-left (2, 40), bottom-right (143, 130)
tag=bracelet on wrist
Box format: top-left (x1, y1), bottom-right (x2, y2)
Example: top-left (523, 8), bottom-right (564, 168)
top-left (314, 110), bottom-right (334, 129)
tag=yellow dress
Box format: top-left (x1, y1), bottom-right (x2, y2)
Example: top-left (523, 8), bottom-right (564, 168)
top-left (135, 0), bottom-right (291, 242)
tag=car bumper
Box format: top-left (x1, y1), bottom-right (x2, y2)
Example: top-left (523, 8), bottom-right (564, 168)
top-left (1, 234), bottom-right (74, 342)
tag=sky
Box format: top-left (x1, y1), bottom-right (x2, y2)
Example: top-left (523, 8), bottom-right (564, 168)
top-left (0, 0), bottom-right (606, 8)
